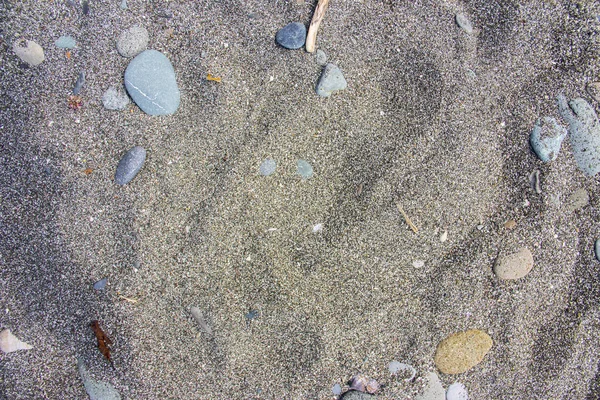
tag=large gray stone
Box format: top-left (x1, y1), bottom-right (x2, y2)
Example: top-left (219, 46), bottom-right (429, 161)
top-left (124, 50), bottom-right (180, 115)
top-left (316, 63), bottom-right (347, 97)
top-left (275, 22), bottom-right (306, 50)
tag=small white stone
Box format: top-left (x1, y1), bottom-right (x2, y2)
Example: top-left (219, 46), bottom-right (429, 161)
top-left (388, 361), bottom-right (417, 381)
top-left (446, 382), bottom-right (469, 400)
top-left (313, 223), bottom-right (323, 233)
top-left (0, 329), bottom-right (33, 353)
top-left (440, 230), bottom-right (448, 243)
top-left (412, 259), bottom-right (425, 268)
top-left (13, 39), bottom-right (44, 66)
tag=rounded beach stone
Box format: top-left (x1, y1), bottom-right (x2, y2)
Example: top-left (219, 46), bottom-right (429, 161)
top-left (315, 49), bottom-right (327, 66)
top-left (116, 26), bottom-right (149, 57)
top-left (55, 35), bottom-right (77, 49)
top-left (529, 117), bottom-right (567, 162)
top-left (13, 39), bottom-right (44, 66)
top-left (115, 146), bottom-right (146, 185)
top-left (566, 188), bottom-right (589, 212)
top-left (455, 13), bottom-right (473, 34)
top-left (446, 382), bottom-right (469, 400)
top-left (316, 63), bottom-right (347, 97)
top-left (493, 247), bottom-right (534, 280)
top-left (275, 22), bottom-right (306, 50)
top-left (434, 329), bottom-right (493, 374)
top-left (124, 50), bottom-right (180, 115)
top-left (102, 86), bottom-right (130, 110)
top-left (259, 158), bottom-right (276, 176)
top-left (297, 160), bottom-right (313, 178)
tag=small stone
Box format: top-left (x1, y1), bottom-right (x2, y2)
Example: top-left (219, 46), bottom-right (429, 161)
top-left (340, 391), bottom-right (375, 400)
top-left (116, 26), bottom-right (149, 58)
top-left (455, 13), bottom-right (473, 34)
top-left (316, 63), bottom-right (347, 97)
top-left (78, 358), bottom-right (121, 400)
top-left (529, 117), bottom-right (567, 162)
top-left (332, 383), bottom-right (342, 396)
top-left (120, 0), bottom-right (127, 9)
top-left (587, 82), bottom-right (600, 103)
top-left (446, 382), bottom-right (469, 400)
top-left (503, 220), bottom-right (516, 230)
top-left (315, 49), bottom-right (327, 66)
top-left (415, 372), bottom-right (445, 400)
top-left (434, 329), bottom-right (493, 374)
top-left (115, 146), bottom-right (146, 185)
top-left (494, 247), bottom-right (534, 280)
top-left (13, 39), bottom-right (44, 66)
top-left (595, 239), bottom-right (600, 262)
top-left (558, 95), bottom-right (600, 176)
top-left (440, 230), bottom-right (448, 243)
top-left (566, 188), bottom-right (589, 212)
top-left (313, 223), bottom-right (323, 233)
top-left (259, 158), bottom-right (276, 176)
top-left (297, 159), bottom-right (313, 179)
top-left (55, 35), bottom-right (77, 49)
top-left (102, 86), bottom-right (130, 110)
top-left (529, 170), bottom-right (542, 194)
top-left (388, 361), bottom-right (417, 381)
top-left (190, 306), bottom-right (212, 335)
top-left (275, 22), bottom-right (306, 50)
top-left (93, 278), bottom-right (107, 290)
top-left (0, 329), bottom-right (33, 353)
top-left (73, 71), bottom-right (85, 95)
top-left (245, 309), bottom-right (259, 320)
top-left (412, 259), bottom-right (425, 268)
top-left (125, 50), bottom-right (181, 115)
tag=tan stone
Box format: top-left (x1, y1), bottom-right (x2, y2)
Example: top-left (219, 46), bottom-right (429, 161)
top-left (434, 329), bottom-right (493, 374)
top-left (12, 39), bottom-right (44, 66)
top-left (494, 247), bottom-right (534, 280)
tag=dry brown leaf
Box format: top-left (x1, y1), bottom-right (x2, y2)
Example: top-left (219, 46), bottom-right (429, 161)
top-left (90, 320), bottom-right (114, 367)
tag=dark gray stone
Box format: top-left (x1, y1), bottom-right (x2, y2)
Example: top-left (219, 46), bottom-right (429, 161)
top-left (276, 22), bottom-right (306, 50)
top-left (115, 146), bottom-right (146, 185)
top-left (124, 50), bottom-right (180, 115)
top-left (73, 71), bottom-right (85, 95)
top-left (316, 63), bottom-right (347, 97)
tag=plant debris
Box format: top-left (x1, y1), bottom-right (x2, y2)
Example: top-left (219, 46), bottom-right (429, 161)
top-left (395, 200), bottom-right (418, 233)
top-left (90, 320), bottom-right (114, 368)
top-left (84, 168), bottom-right (93, 175)
top-left (68, 95), bottom-right (83, 110)
top-left (207, 74), bottom-right (221, 83)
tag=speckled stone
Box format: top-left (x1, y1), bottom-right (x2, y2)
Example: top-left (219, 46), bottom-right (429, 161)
top-left (13, 39), bottom-right (44, 66)
top-left (316, 63), bottom-right (347, 97)
top-left (566, 188), bottom-right (589, 212)
top-left (340, 391), bottom-right (375, 400)
top-left (55, 35), bottom-right (77, 49)
top-left (530, 117), bottom-right (567, 162)
top-left (116, 26), bottom-right (149, 57)
top-left (434, 329), bottom-right (493, 374)
top-left (494, 247), bottom-right (534, 280)
top-left (275, 22), bottom-right (306, 50)
top-left (115, 146), bottom-right (146, 185)
top-left (102, 86), bottom-right (130, 111)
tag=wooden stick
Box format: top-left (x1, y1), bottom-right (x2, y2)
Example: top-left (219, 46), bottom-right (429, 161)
top-left (395, 201), bottom-right (418, 233)
top-left (306, 0), bottom-right (330, 53)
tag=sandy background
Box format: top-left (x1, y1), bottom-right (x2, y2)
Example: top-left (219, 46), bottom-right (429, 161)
top-left (1, 0), bottom-right (600, 399)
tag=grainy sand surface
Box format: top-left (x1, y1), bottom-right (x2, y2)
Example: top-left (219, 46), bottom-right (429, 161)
top-left (1, 1), bottom-right (600, 399)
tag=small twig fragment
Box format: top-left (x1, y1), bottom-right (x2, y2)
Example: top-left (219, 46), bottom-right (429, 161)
top-left (206, 74), bottom-right (221, 83)
top-left (395, 201), bottom-right (418, 233)
top-left (306, 0), bottom-right (330, 53)
top-left (118, 295), bottom-right (138, 303)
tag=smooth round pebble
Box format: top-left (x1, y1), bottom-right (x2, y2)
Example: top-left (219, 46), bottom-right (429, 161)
top-left (434, 329), bottom-right (493, 374)
top-left (332, 383), bottom-right (342, 396)
top-left (316, 63), bottom-right (347, 97)
top-left (55, 35), bottom-right (77, 49)
top-left (275, 22), bottom-right (306, 50)
top-left (102, 86), bottom-right (130, 110)
top-left (117, 26), bottom-right (149, 57)
top-left (115, 146), bottom-right (146, 185)
top-left (415, 372), bottom-right (445, 400)
top-left (13, 39), bottom-right (44, 66)
top-left (493, 247), bottom-right (534, 280)
top-left (297, 160), bottom-right (313, 179)
top-left (315, 49), bottom-right (327, 66)
top-left (446, 382), bottom-right (469, 400)
top-left (595, 239), bottom-right (600, 262)
top-left (455, 13), bottom-right (473, 34)
top-left (259, 158), bottom-right (276, 176)
top-left (125, 50), bottom-right (180, 115)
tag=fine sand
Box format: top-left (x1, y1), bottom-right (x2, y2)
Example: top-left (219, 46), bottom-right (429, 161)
top-left (1, 0), bottom-right (600, 399)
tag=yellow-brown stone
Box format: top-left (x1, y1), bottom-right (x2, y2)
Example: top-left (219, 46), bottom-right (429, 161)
top-left (434, 329), bottom-right (493, 374)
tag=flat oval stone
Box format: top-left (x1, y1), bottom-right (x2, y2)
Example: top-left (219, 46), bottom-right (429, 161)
top-left (124, 50), bottom-right (180, 115)
top-left (455, 13), bottom-right (473, 34)
top-left (595, 239), bottom-right (600, 262)
top-left (316, 63), bottom-right (347, 97)
top-left (275, 22), bottom-right (306, 50)
top-left (55, 35), bottom-right (77, 49)
top-left (530, 117), bottom-right (567, 162)
top-left (434, 329), bottom-right (493, 374)
top-left (259, 158), bottom-right (276, 176)
top-left (13, 39), bottom-right (44, 66)
top-left (446, 382), bottom-right (469, 400)
top-left (115, 146), bottom-right (146, 185)
top-left (102, 86), bottom-right (130, 110)
top-left (117, 26), bottom-right (149, 57)
top-left (493, 247), bottom-right (534, 280)
top-left (297, 160), bottom-right (313, 179)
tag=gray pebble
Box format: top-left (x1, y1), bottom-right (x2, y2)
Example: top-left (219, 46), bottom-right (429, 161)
top-left (102, 86), bottom-right (130, 110)
top-left (259, 159), bottom-right (276, 176)
top-left (116, 26), bottom-right (149, 58)
top-left (316, 63), bottom-right (347, 97)
top-left (315, 49), bottom-right (327, 66)
top-left (332, 384), bottom-right (342, 396)
top-left (595, 239), bottom-right (600, 262)
top-left (120, 0), bottom-right (127, 9)
top-left (494, 248), bottom-right (534, 280)
top-left (558, 94), bottom-right (600, 176)
top-left (190, 306), bottom-right (212, 335)
top-left (415, 372), bottom-right (445, 400)
top-left (73, 71), bottom-right (85, 95)
top-left (566, 188), bottom-right (589, 212)
top-left (115, 146), bottom-right (146, 185)
top-left (297, 160), bottom-right (313, 179)
top-left (124, 50), bottom-right (180, 115)
top-left (13, 39), bottom-right (44, 66)
top-left (93, 278), bottom-right (107, 290)
top-left (530, 117), bottom-right (567, 162)
top-left (275, 22), bottom-right (306, 50)
top-left (455, 13), bottom-right (473, 34)
top-left (78, 358), bottom-right (121, 400)
top-left (55, 35), bottom-right (76, 49)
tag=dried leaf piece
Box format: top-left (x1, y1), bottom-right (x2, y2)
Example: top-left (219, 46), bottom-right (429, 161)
top-left (206, 74), bottom-right (221, 83)
top-left (91, 320), bottom-right (113, 367)
top-left (84, 168), bottom-right (93, 175)
top-left (0, 329), bottom-right (33, 353)
top-left (68, 95), bottom-right (83, 110)
top-left (65, 50), bottom-right (72, 59)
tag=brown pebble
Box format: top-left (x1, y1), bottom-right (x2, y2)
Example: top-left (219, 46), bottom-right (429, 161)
top-left (434, 329), bottom-right (493, 374)
top-left (503, 219), bottom-right (517, 230)
top-left (494, 247), bottom-right (534, 280)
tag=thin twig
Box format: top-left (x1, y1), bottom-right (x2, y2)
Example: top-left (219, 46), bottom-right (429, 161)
top-left (306, 0), bottom-right (330, 53)
top-left (395, 201), bottom-right (418, 233)
top-left (118, 295), bottom-right (138, 304)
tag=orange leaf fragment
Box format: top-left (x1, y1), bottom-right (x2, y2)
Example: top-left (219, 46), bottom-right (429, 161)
top-left (90, 320), bottom-right (114, 367)
top-left (207, 74), bottom-right (221, 83)
top-left (84, 168), bottom-right (93, 175)
top-left (65, 50), bottom-right (71, 59)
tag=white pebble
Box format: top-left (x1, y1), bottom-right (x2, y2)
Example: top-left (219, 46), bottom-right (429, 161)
top-left (412, 260), bottom-right (425, 268)
top-left (332, 383), bottom-right (342, 395)
top-left (313, 223), bottom-right (323, 233)
top-left (440, 230), bottom-right (448, 243)
top-left (446, 382), bottom-right (469, 400)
